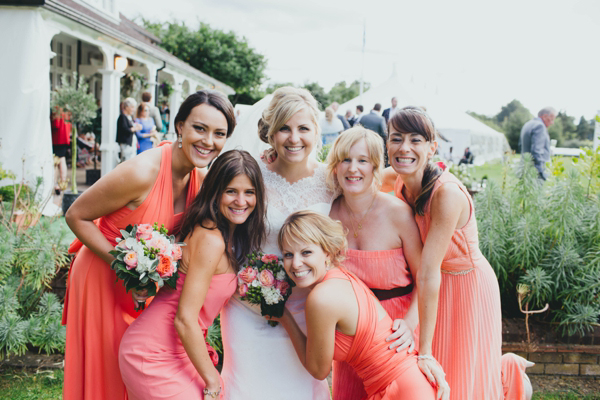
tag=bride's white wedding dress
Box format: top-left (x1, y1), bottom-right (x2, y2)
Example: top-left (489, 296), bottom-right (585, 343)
top-left (220, 159), bottom-right (336, 400)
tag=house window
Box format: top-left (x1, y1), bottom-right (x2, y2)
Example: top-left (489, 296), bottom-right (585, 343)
top-left (66, 44), bottom-right (72, 70)
top-left (57, 42), bottom-right (63, 68)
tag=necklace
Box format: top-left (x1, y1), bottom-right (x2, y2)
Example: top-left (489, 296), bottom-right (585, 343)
top-left (344, 195), bottom-right (377, 238)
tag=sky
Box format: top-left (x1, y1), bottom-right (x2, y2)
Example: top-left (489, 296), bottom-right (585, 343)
top-left (119, 0), bottom-right (600, 120)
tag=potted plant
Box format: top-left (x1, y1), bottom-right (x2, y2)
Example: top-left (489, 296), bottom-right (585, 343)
top-left (51, 73), bottom-right (98, 214)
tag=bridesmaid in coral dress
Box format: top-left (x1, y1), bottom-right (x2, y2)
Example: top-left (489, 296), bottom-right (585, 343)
top-left (119, 150), bottom-right (267, 399)
top-left (384, 107), bottom-right (529, 400)
top-left (273, 211), bottom-right (436, 400)
top-left (62, 90), bottom-right (236, 400)
top-left (327, 127), bottom-right (423, 400)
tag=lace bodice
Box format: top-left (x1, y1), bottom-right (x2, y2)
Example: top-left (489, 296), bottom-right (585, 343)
top-left (259, 160), bottom-right (336, 256)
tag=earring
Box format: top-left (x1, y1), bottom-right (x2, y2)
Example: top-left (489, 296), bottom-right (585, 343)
top-left (178, 135), bottom-right (183, 149)
top-left (325, 259), bottom-right (332, 270)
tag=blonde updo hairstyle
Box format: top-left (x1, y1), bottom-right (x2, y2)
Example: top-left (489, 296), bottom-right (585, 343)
top-left (258, 87), bottom-right (321, 159)
top-left (278, 211), bottom-right (347, 268)
top-left (325, 126), bottom-right (384, 191)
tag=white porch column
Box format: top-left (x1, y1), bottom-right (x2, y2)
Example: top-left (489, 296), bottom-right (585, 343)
top-left (99, 61), bottom-right (124, 176)
top-left (167, 75), bottom-right (184, 141)
top-left (145, 64), bottom-right (159, 106)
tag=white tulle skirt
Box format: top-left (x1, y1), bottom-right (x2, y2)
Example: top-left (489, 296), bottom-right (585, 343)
top-left (221, 289), bottom-right (331, 400)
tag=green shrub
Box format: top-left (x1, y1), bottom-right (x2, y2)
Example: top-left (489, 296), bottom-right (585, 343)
top-left (476, 150), bottom-right (600, 336)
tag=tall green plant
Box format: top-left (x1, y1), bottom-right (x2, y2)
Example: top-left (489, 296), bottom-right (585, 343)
top-left (476, 152), bottom-right (600, 336)
top-left (51, 73), bottom-right (98, 194)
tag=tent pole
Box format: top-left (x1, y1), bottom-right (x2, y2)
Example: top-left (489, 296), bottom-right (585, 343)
top-left (359, 19), bottom-right (365, 104)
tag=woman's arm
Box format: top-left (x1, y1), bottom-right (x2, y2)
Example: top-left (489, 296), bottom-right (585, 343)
top-left (65, 152), bottom-right (159, 264)
top-left (278, 285), bottom-right (340, 380)
top-left (380, 167), bottom-right (398, 193)
top-left (386, 201), bottom-right (422, 352)
top-left (174, 229), bottom-right (225, 394)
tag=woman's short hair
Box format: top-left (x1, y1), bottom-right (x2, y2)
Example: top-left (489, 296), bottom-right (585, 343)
top-left (136, 103), bottom-right (149, 119)
top-left (123, 97), bottom-right (137, 109)
top-left (179, 150), bottom-right (266, 269)
top-left (174, 89), bottom-right (236, 138)
top-left (258, 87), bottom-right (321, 150)
top-left (325, 107), bottom-right (335, 123)
top-left (325, 126), bottom-right (384, 191)
top-left (278, 211), bottom-right (347, 268)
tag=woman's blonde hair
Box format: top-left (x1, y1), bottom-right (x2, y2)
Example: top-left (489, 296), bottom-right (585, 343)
top-left (325, 126), bottom-right (384, 191)
top-left (278, 211), bottom-right (347, 267)
top-left (258, 87), bottom-right (321, 158)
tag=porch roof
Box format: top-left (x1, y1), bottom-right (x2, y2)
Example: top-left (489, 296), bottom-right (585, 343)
top-left (43, 0), bottom-right (235, 95)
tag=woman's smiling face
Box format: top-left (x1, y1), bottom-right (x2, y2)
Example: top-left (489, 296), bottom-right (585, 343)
top-left (271, 108), bottom-right (317, 165)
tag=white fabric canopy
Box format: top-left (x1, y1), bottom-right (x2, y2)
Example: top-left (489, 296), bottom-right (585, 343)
top-left (339, 72), bottom-right (509, 165)
top-left (0, 8), bottom-right (59, 215)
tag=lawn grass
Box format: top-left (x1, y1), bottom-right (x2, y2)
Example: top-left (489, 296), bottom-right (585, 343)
top-left (533, 394), bottom-right (600, 399)
top-left (0, 369), bottom-right (63, 400)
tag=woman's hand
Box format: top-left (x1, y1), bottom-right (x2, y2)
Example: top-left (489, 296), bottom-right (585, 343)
top-left (131, 288), bottom-right (149, 309)
top-left (417, 357), bottom-right (450, 400)
top-left (386, 318), bottom-right (415, 353)
top-left (202, 378), bottom-right (222, 399)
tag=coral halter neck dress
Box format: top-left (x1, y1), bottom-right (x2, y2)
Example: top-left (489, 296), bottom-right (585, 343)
top-left (62, 144), bottom-right (201, 400)
top-left (327, 267), bottom-right (435, 400)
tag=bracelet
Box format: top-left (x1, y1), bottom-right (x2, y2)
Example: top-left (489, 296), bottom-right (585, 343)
top-left (203, 387), bottom-right (221, 398)
top-left (417, 354), bottom-right (437, 362)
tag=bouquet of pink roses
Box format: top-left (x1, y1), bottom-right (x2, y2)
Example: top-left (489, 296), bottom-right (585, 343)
top-left (237, 251), bottom-right (294, 327)
top-left (110, 223), bottom-right (184, 310)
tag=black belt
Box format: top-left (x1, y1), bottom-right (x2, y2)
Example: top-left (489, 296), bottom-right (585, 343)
top-left (370, 284), bottom-right (414, 301)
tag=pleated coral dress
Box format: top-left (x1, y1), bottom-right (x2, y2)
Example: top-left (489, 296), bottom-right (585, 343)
top-left (119, 272), bottom-right (237, 399)
top-left (333, 248), bottom-right (416, 400)
top-left (329, 267), bottom-right (435, 400)
top-left (394, 171), bottom-right (525, 400)
top-left (62, 144), bottom-right (201, 400)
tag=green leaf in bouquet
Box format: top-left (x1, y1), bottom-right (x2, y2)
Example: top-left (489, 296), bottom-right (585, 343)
top-left (151, 258), bottom-right (159, 271)
top-left (125, 279), bottom-right (140, 293)
top-left (165, 273), bottom-right (178, 289)
top-left (148, 271), bottom-right (160, 282)
top-left (116, 253), bottom-right (126, 262)
top-left (109, 250), bottom-right (120, 257)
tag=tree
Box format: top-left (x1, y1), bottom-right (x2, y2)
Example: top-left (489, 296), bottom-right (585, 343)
top-left (143, 20), bottom-right (267, 104)
top-left (555, 111), bottom-right (577, 141)
top-left (302, 82), bottom-right (329, 110)
top-left (548, 117), bottom-right (565, 147)
top-left (327, 80), bottom-right (370, 105)
top-left (265, 82), bottom-right (295, 94)
top-left (495, 99), bottom-right (528, 125)
top-left (503, 108), bottom-right (533, 152)
top-left (467, 111), bottom-right (505, 133)
top-left (577, 116), bottom-right (594, 141)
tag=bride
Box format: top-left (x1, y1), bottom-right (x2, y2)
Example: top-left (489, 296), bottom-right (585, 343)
top-left (220, 87), bottom-right (335, 399)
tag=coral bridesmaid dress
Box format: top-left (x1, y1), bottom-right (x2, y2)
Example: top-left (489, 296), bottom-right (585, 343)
top-left (332, 248), bottom-right (416, 400)
top-left (328, 267), bottom-right (435, 400)
top-left (119, 272), bottom-right (237, 399)
top-left (62, 144), bottom-right (201, 400)
top-left (394, 171), bottom-right (526, 400)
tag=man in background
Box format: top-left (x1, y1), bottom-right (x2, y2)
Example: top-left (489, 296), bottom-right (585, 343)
top-left (345, 109), bottom-right (358, 127)
top-left (519, 107), bottom-right (556, 180)
top-left (382, 96), bottom-right (399, 123)
top-left (358, 103), bottom-right (388, 165)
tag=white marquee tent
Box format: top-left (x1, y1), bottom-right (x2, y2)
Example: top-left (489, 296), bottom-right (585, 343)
top-left (339, 71), bottom-right (510, 165)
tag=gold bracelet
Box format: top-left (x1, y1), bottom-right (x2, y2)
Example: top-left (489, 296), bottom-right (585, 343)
top-left (203, 387), bottom-right (221, 398)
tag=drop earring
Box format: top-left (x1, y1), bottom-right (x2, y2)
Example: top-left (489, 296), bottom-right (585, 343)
top-left (178, 135), bottom-right (183, 149)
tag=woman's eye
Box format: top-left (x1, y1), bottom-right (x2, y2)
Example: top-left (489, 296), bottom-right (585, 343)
top-left (342, 158), bottom-right (351, 162)
top-left (280, 126), bottom-right (290, 132)
top-left (301, 250), bottom-right (312, 256)
top-left (194, 125), bottom-right (205, 131)
top-left (283, 253), bottom-right (292, 258)
top-left (300, 126), bottom-right (310, 131)
top-left (216, 131), bottom-right (226, 137)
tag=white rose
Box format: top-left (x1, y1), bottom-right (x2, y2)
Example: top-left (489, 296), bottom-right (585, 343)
top-left (276, 270), bottom-right (286, 281)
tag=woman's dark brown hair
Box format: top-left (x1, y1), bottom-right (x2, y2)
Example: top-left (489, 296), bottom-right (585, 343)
top-left (388, 106), bottom-right (442, 216)
top-left (179, 150), bottom-right (266, 270)
top-left (174, 89), bottom-right (236, 138)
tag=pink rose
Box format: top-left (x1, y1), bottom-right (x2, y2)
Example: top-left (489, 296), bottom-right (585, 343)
top-left (436, 161), bottom-right (447, 171)
top-left (276, 280), bottom-right (290, 296)
top-left (124, 251), bottom-right (138, 269)
top-left (157, 255), bottom-right (175, 278)
top-left (238, 283), bottom-right (249, 297)
top-left (259, 269), bottom-right (275, 288)
top-left (171, 244), bottom-right (183, 261)
top-left (148, 236), bottom-right (169, 255)
top-left (261, 254), bottom-right (279, 263)
top-left (136, 224), bottom-right (154, 241)
top-left (238, 267), bottom-right (258, 284)
top-left (206, 342), bottom-right (219, 366)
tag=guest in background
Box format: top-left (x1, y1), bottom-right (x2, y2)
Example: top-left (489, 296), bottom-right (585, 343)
top-left (320, 107), bottom-right (345, 145)
top-left (141, 91), bottom-right (163, 132)
top-left (345, 109), bottom-right (358, 127)
top-left (355, 105), bottom-right (365, 124)
top-left (518, 107), bottom-right (556, 180)
top-left (458, 147), bottom-right (473, 165)
top-left (160, 101), bottom-right (170, 134)
top-left (51, 106), bottom-right (71, 194)
top-left (357, 103), bottom-right (388, 165)
top-left (444, 146), bottom-right (454, 164)
top-left (116, 97), bottom-right (142, 162)
top-left (330, 102), bottom-right (351, 130)
top-left (135, 103), bottom-right (158, 154)
top-left (382, 97), bottom-right (399, 124)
